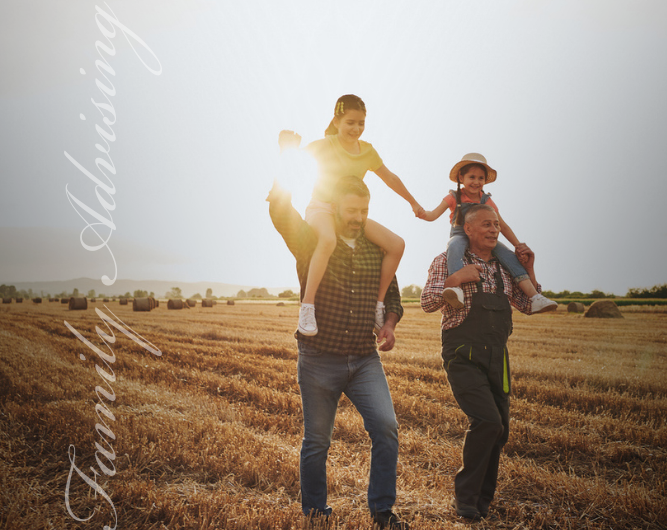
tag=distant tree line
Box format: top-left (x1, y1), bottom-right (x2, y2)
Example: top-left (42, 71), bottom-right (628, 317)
top-left (541, 289), bottom-right (615, 299)
top-left (626, 283), bottom-right (667, 299)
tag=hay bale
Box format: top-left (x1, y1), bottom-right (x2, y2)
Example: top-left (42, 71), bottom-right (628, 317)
top-left (90, 298), bottom-right (96, 303)
top-left (33, 297), bottom-right (42, 303)
top-left (69, 297), bottom-right (87, 310)
top-left (49, 298), bottom-right (56, 302)
top-left (212, 300), bottom-right (217, 306)
top-left (61, 298), bottom-right (69, 304)
top-left (155, 299), bottom-right (159, 308)
top-left (567, 302), bottom-right (585, 313)
top-left (168, 299), bottom-right (184, 310)
top-left (133, 297), bottom-right (152, 312)
top-left (201, 299), bottom-right (213, 307)
top-left (227, 300), bottom-right (235, 306)
top-left (2, 298), bottom-right (11, 304)
top-left (16, 298), bottom-right (23, 303)
top-left (119, 298), bottom-right (128, 305)
top-left (186, 299), bottom-right (196, 307)
top-left (584, 300), bottom-right (623, 319)
top-left (148, 297), bottom-right (156, 310)
top-left (103, 298), bottom-right (109, 302)
top-left (276, 302), bottom-right (285, 307)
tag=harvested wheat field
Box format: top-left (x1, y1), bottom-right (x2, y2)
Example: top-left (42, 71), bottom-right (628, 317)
top-left (0, 301), bottom-right (666, 529)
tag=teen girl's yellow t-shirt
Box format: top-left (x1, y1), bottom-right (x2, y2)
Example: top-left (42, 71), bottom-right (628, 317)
top-left (306, 134), bottom-right (384, 203)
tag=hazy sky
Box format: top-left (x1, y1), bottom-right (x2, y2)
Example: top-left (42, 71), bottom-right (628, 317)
top-left (1, 0), bottom-right (666, 295)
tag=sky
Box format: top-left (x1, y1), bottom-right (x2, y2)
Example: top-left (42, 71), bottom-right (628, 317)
top-left (1, 0), bottom-right (666, 296)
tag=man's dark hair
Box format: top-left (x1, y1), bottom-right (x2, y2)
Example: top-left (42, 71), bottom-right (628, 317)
top-left (332, 176), bottom-right (371, 203)
top-left (464, 203), bottom-right (496, 225)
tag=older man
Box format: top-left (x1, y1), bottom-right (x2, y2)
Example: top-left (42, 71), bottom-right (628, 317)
top-left (268, 175), bottom-right (409, 529)
top-left (421, 203), bottom-right (543, 521)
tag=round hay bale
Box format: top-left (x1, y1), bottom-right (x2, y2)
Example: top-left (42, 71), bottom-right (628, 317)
top-left (69, 297), bottom-right (87, 310)
top-left (584, 300), bottom-right (623, 319)
top-left (212, 300), bottom-right (217, 306)
top-left (227, 300), bottom-right (235, 306)
top-left (61, 298), bottom-right (69, 304)
top-left (155, 299), bottom-right (159, 308)
top-left (276, 302), bottom-right (285, 307)
top-left (90, 298), bottom-right (96, 303)
top-left (567, 302), bottom-right (585, 313)
top-left (119, 298), bottom-right (128, 305)
top-left (16, 298), bottom-right (23, 303)
top-left (33, 297), bottom-right (42, 303)
top-left (103, 298), bottom-right (109, 302)
top-left (2, 298), bottom-right (11, 304)
top-left (186, 299), bottom-right (196, 307)
top-left (49, 298), bottom-right (56, 302)
top-left (133, 297), bottom-right (152, 312)
top-left (148, 297), bottom-right (156, 310)
top-left (168, 299), bottom-right (184, 310)
top-left (201, 299), bottom-right (213, 308)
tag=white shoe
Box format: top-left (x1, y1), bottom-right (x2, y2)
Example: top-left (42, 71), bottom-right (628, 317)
top-left (530, 294), bottom-right (558, 313)
top-left (443, 286), bottom-right (464, 309)
top-left (298, 304), bottom-right (318, 336)
top-left (374, 302), bottom-right (385, 331)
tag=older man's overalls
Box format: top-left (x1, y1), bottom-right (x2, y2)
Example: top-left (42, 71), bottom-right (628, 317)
top-left (441, 262), bottom-right (513, 515)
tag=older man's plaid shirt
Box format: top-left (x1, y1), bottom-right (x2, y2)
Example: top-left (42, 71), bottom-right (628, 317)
top-left (269, 196), bottom-right (403, 356)
top-left (421, 250), bottom-right (538, 331)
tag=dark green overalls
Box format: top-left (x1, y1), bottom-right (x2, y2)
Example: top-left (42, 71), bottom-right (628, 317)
top-left (441, 262), bottom-right (513, 515)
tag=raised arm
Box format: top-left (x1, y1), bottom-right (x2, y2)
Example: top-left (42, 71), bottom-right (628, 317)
top-left (278, 130), bottom-right (302, 152)
top-left (266, 181), bottom-right (316, 260)
top-left (374, 164), bottom-right (425, 218)
top-left (422, 198), bottom-right (450, 222)
top-left (496, 211), bottom-right (523, 249)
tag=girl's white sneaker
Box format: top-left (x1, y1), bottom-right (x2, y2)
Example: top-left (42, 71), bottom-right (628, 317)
top-left (443, 286), bottom-right (464, 309)
top-left (298, 304), bottom-right (318, 336)
top-left (530, 294), bottom-right (558, 313)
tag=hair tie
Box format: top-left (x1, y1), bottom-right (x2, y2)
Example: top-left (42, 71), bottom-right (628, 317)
top-left (336, 101), bottom-right (344, 115)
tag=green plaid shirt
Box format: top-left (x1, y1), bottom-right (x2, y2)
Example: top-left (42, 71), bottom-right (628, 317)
top-left (269, 191), bottom-right (403, 356)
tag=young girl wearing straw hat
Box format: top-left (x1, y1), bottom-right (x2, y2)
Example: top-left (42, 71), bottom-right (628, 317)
top-left (423, 153), bottom-right (557, 313)
top-left (279, 94), bottom-right (425, 336)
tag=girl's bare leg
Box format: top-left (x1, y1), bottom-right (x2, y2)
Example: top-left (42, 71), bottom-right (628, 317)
top-left (302, 212), bottom-right (337, 304)
top-left (518, 278), bottom-right (538, 298)
top-left (364, 219), bottom-right (405, 303)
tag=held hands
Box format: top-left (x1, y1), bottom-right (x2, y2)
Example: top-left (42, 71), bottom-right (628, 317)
top-left (412, 203), bottom-right (427, 219)
top-left (515, 244), bottom-right (535, 269)
top-left (278, 130), bottom-right (301, 151)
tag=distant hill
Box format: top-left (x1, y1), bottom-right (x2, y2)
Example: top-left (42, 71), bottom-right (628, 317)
top-left (2, 278), bottom-right (297, 298)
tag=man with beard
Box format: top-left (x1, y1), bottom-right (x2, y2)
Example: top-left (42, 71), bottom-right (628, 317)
top-left (267, 175), bottom-right (409, 529)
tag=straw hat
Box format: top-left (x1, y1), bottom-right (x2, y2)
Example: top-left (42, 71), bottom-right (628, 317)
top-left (449, 153), bottom-right (497, 183)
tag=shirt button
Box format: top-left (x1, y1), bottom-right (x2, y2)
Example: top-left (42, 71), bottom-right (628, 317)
top-left (350, 310), bottom-right (353, 314)
top-left (345, 330), bottom-right (348, 334)
top-left (353, 271), bottom-right (356, 274)
top-left (351, 290), bottom-right (355, 293)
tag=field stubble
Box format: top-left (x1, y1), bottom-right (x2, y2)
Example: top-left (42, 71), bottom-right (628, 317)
top-left (0, 301), bottom-right (665, 529)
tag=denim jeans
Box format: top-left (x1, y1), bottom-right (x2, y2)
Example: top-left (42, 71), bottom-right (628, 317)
top-left (297, 341), bottom-right (399, 516)
top-left (447, 226), bottom-right (529, 282)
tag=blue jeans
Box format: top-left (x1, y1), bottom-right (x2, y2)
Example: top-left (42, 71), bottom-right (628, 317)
top-left (447, 226), bottom-right (529, 282)
top-left (297, 342), bottom-right (399, 516)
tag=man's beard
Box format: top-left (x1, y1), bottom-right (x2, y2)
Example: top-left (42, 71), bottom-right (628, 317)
top-left (336, 215), bottom-right (364, 238)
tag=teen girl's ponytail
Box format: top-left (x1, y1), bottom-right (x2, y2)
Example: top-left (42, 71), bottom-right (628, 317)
top-left (324, 94), bottom-right (367, 136)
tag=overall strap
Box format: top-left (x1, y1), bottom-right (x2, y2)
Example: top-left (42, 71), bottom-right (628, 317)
top-left (493, 263), bottom-right (505, 294)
